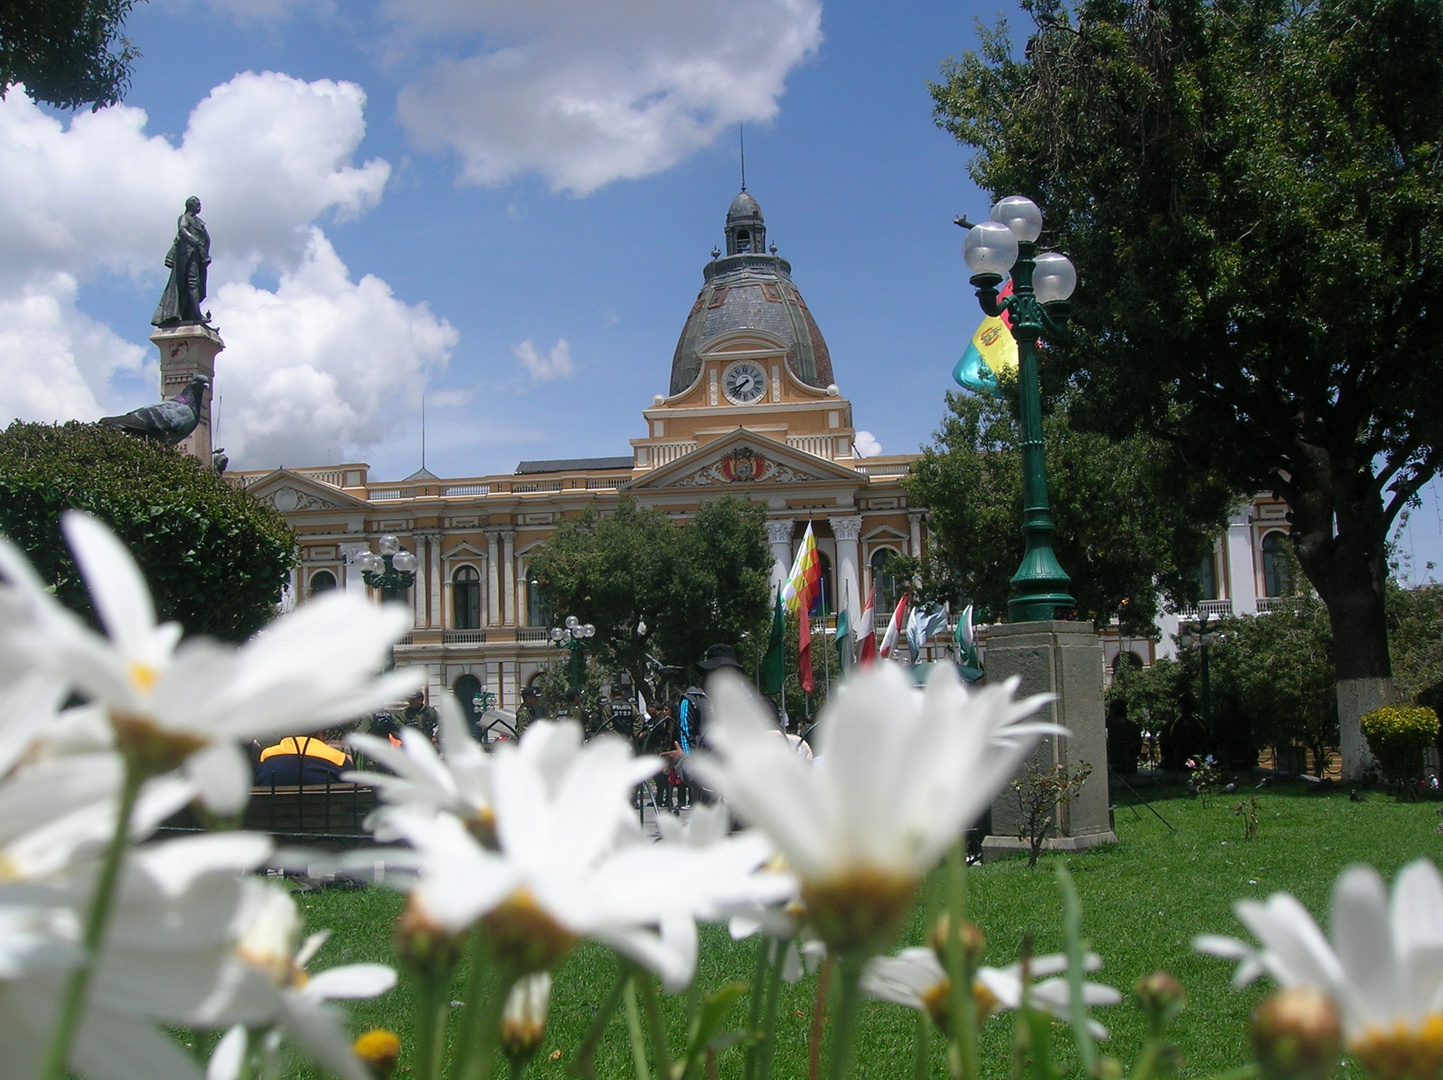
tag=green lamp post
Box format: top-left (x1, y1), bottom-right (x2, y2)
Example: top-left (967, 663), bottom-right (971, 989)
top-left (550, 615), bottom-right (596, 690)
top-left (357, 534), bottom-right (418, 602)
top-left (962, 195), bottom-right (1079, 622)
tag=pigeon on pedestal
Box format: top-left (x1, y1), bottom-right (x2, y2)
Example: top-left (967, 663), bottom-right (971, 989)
top-left (100, 375), bottom-right (210, 446)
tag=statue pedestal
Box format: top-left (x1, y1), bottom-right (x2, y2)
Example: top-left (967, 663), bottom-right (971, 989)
top-left (150, 323), bottom-right (224, 466)
top-left (979, 620), bottom-right (1117, 862)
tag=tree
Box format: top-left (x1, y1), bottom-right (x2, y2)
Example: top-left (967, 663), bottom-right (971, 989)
top-left (905, 388), bottom-right (1236, 634)
top-left (932, 0), bottom-right (1443, 776)
top-left (1385, 580), bottom-right (1443, 712)
top-left (0, 421), bottom-right (295, 642)
top-left (525, 496), bottom-right (773, 700)
top-left (1, 0), bottom-right (141, 111)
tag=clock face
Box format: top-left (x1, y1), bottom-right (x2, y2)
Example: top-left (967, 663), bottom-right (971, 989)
top-left (722, 361), bottom-right (768, 405)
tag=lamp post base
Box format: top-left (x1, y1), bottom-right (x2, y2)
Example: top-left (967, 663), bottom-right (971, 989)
top-left (978, 620), bottom-right (1116, 862)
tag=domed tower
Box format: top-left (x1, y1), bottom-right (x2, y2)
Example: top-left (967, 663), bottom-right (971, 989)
top-left (669, 191), bottom-right (834, 397)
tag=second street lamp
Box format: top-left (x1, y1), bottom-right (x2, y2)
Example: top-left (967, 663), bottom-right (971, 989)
top-left (962, 195), bottom-right (1079, 622)
top-left (357, 534), bottom-right (418, 603)
top-left (550, 615), bottom-right (595, 690)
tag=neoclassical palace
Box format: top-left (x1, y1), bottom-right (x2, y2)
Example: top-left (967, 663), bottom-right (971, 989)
top-left (232, 192), bottom-right (928, 715)
top-left (230, 190), bottom-right (1296, 715)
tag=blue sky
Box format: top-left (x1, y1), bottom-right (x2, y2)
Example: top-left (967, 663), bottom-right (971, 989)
top-left (2, 0), bottom-right (1438, 581)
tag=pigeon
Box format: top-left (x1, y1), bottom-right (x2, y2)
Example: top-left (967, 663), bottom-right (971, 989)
top-left (100, 375), bottom-right (210, 445)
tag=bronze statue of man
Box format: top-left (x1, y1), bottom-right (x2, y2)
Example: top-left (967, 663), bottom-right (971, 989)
top-left (151, 196), bottom-right (211, 326)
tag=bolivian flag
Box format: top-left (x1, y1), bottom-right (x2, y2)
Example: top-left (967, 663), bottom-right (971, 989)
top-left (953, 281), bottom-right (1017, 397)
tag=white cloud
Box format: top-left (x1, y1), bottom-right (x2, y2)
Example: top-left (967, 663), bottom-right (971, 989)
top-left (0, 72), bottom-right (455, 470)
top-left (514, 338), bottom-right (575, 381)
top-left (212, 230), bottom-right (456, 468)
top-left (853, 430), bottom-right (882, 457)
top-left (390, 0), bottom-right (822, 194)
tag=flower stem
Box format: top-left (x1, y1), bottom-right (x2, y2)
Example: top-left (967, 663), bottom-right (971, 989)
top-left (824, 953), bottom-right (866, 1080)
top-left (570, 965), bottom-right (628, 1080)
top-left (455, 932), bottom-right (509, 1080)
top-left (945, 839), bottom-right (980, 1080)
top-left (39, 767), bottom-right (143, 1080)
top-left (412, 962), bottom-right (448, 1080)
top-left (809, 954), bottom-right (832, 1080)
top-left (1056, 866), bottom-right (1098, 1075)
top-left (912, 1012), bottom-right (933, 1080)
top-left (754, 941), bottom-right (789, 1080)
top-left (743, 938), bottom-right (771, 1080)
top-left (633, 969), bottom-right (673, 1080)
top-left (624, 978), bottom-right (654, 1080)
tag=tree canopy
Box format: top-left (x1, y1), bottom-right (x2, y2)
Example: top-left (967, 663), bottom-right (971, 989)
top-left (932, 0), bottom-right (1443, 773)
top-left (905, 389), bottom-right (1236, 635)
top-left (525, 496), bottom-right (773, 699)
top-left (1, 0), bottom-right (141, 110)
top-left (0, 422), bottom-right (295, 642)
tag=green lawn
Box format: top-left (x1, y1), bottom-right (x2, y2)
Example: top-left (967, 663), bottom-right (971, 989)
top-left (297, 781), bottom-right (1443, 1079)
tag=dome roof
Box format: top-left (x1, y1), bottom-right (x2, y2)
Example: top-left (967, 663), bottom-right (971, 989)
top-left (669, 192), bottom-right (833, 396)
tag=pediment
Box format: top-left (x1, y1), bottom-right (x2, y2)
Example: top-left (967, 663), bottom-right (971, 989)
top-left (696, 329), bottom-right (788, 360)
top-left (626, 429), bottom-right (864, 491)
top-left (442, 541), bottom-right (489, 560)
top-left (244, 470), bottom-right (372, 513)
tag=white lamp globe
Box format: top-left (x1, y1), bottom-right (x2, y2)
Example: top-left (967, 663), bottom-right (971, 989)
top-left (357, 552), bottom-right (383, 575)
top-left (582, 624), bottom-right (596, 638)
top-left (392, 549), bottom-right (419, 573)
top-left (378, 534), bottom-right (401, 556)
top-left (1032, 251), bottom-right (1078, 304)
top-left (962, 221), bottom-right (1019, 277)
top-left (550, 627), bottom-right (565, 642)
top-left (565, 614), bottom-right (580, 630)
top-left (990, 195), bottom-right (1043, 242)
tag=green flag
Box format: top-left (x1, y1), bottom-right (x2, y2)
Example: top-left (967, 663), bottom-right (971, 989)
top-left (762, 588), bottom-right (786, 694)
top-left (834, 607), bottom-right (851, 673)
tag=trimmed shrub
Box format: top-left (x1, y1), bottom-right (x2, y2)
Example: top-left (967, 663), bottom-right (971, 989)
top-left (1360, 704), bottom-right (1440, 792)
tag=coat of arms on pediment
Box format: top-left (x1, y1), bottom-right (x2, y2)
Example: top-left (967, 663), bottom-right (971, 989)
top-left (676, 447), bottom-right (814, 487)
top-left (264, 484), bottom-right (346, 512)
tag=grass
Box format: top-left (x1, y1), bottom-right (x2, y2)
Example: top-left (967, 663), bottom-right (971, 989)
top-left (293, 781), bottom-right (1443, 1079)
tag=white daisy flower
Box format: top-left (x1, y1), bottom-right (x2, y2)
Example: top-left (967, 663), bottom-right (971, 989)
top-left (0, 512), bottom-right (419, 813)
top-left (500, 972), bottom-right (552, 1061)
top-left (862, 946), bottom-right (1121, 1038)
top-left (371, 721), bottom-right (786, 990)
top-left (693, 664), bottom-right (1058, 954)
top-left (1196, 858), bottom-right (1443, 1080)
top-left (206, 881), bottom-right (397, 1080)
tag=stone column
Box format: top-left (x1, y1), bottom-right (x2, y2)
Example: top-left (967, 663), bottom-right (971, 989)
top-left (829, 515), bottom-right (864, 629)
top-left (907, 510), bottom-right (925, 559)
top-left (765, 519), bottom-right (795, 593)
top-left (502, 530), bottom-right (516, 626)
top-left (486, 531), bottom-right (502, 626)
top-left (979, 621), bottom-right (1117, 861)
top-left (340, 543), bottom-right (370, 595)
top-left (420, 532), bottom-right (443, 628)
top-left (1225, 513), bottom-right (1258, 615)
top-left (149, 323), bottom-right (223, 466)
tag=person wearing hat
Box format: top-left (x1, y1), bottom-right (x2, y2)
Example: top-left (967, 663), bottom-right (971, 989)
top-left (661, 644), bottom-right (742, 806)
top-left (515, 685), bottom-right (541, 738)
top-left (397, 688), bottom-right (439, 743)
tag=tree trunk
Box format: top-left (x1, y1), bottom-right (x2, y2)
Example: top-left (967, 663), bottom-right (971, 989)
top-left (1287, 460), bottom-right (1392, 781)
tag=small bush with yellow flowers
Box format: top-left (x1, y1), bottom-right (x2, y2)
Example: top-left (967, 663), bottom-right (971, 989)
top-left (1360, 704), bottom-right (1440, 795)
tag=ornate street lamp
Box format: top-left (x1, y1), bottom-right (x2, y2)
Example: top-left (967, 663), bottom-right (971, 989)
top-left (1180, 616), bottom-right (1218, 728)
top-left (357, 534), bottom-right (418, 603)
top-left (550, 614), bottom-right (595, 689)
top-left (962, 195), bottom-right (1079, 622)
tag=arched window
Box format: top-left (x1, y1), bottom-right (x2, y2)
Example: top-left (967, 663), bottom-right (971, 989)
top-left (309, 570), bottom-right (337, 597)
top-left (870, 548), bottom-right (902, 615)
top-left (453, 566), bottom-right (480, 629)
top-left (1111, 650), bottom-right (1145, 675)
top-left (453, 674), bottom-right (483, 726)
top-left (527, 578), bottom-right (553, 627)
top-left (1261, 532), bottom-right (1292, 597)
top-left (735, 229), bottom-right (751, 253)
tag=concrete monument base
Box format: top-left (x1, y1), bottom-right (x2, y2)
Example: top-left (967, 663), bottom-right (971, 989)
top-left (150, 322), bottom-right (224, 466)
top-left (979, 620), bottom-right (1117, 862)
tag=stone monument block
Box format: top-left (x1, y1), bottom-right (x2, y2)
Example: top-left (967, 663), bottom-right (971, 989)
top-left (979, 620), bottom-right (1117, 861)
top-left (150, 323), bottom-right (223, 465)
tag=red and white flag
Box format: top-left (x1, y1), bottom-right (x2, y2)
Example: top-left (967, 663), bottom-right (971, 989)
top-left (857, 584), bottom-right (877, 667)
top-left (878, 592), bottom-right (909, 659)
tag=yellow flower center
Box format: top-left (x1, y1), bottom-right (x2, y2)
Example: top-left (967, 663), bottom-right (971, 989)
top-left (800, 868), bottom-right (917, 956)
top-left (481, 887), bottom-right (578, 977)
top-left (466, 807), bottom-right (499, 850)
top-left (109, 713), bottom-right (208, 780)
top-left (353, 1029), bottom-right (401, 1079)
top-left (1351, 1014), bottom-right (1443, 1080)
top-left (916, 978), bottom-right (1001, 1037)
top-left (127, 661), bottom-right (159, 695)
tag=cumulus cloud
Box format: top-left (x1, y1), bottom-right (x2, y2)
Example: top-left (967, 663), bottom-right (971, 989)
top-left (389, 0), bottom-right (823, 194)
top-left (853, 430), bottom-right (882, 457)
top-left (514, 338), bottom-right (575, 381)
top-left (212, 230), bottom-right (456, 467)
top-left (0, 72), bottom-right (454, 470)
